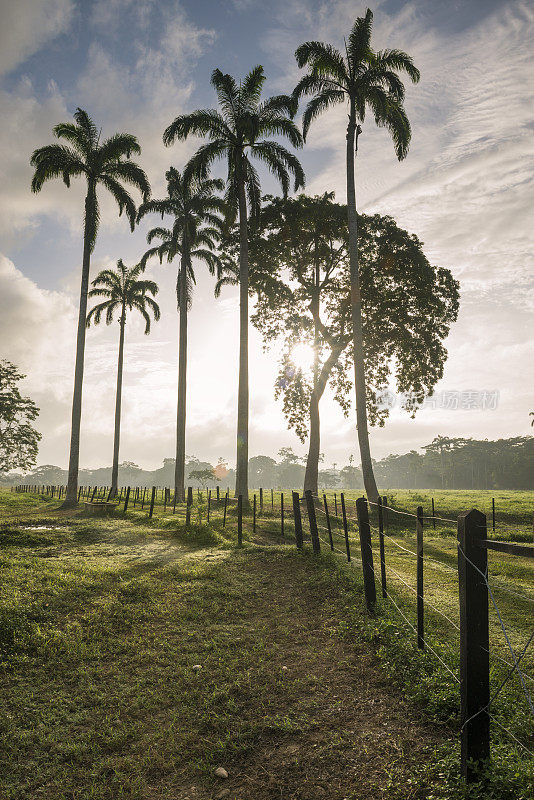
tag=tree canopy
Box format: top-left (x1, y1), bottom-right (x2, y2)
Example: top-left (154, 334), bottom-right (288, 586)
top-left (0, 360), bottom-right (41, 474)
top-left (218, 195), bottom-right (460, 445)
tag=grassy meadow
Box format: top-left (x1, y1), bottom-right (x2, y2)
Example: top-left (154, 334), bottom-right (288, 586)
top-left (0, 487), bottom-right (532, 799)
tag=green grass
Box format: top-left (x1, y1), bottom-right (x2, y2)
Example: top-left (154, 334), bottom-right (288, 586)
top-left (1, 488), bottom-right (533, 799)
top-left (324, 489), bottom-right (534, 542)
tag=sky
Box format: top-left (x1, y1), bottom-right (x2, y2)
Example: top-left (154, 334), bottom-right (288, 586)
top-left (0, 0), bottom-right (533, 472)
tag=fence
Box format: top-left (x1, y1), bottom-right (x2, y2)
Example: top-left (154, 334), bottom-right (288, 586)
top-left (10, 483), bottom-right (534, 783)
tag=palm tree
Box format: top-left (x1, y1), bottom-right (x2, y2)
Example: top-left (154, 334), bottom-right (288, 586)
top-left (163, 66), bottom-right (305, 500)
top-left (30, 108), bottom-right (150, 507)
top-left (293, 9), bottom-right (420, 501)
top-left (137, 168), bottom-right (225, 502)
top-left (86, 260), bottom-right (160, 497)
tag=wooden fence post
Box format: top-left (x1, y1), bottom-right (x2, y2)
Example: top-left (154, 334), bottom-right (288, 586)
top-left (432, 497), bottom-right (436, 530)
top-left (356, 496), bottom-right (376, 611)
top-left (237, 495), bottom-right (243, 546)
top-left (377, 497), bottom-right (387, 598)
top-left (123, 486), bottom-right (130, 513)
top-left (271, 488), bottom-right (274, 512)
top-left (91, 486), bottom-right (97, 502)
top-left (323, 494), bottom-right (334, 551)
top-left (173, 486), bottom-right (177, 514)
top-left (148, 486), bottom-right (156, 518)
top-left (186, 486), bottom-right (193, 527)
top-left (492, 498), bottom-right (495, 532)
top-left (216, 485), bottom-right (220, 501)
top-left (292, 491), bottom-right (303, 550)
top-left (416, 505), bottom-right (424, 649)
top-left (334, 493), bottom-right (338, 517)
top-left (340, 493), bottom-right (351, 562)
top-left (259, 487), bottom-right (263, 514)
top-left (253, 494), bottom-right (257, 533)
top-left (207, 490), bottom-right (211, 523)
top-left (458, 509), bottom-right (490, 782)
top-left (223, 491), bottom-right (228, 528)
top-left (280, 492), bottom-right (284, 536)
top-left (305, 490), bottom-right (320, 553)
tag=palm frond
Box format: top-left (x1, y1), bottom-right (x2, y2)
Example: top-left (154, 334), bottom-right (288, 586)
top-left (295, 41), bottom-right (347, 84)
top-left (211, 69), bottom-right (240, 121)
top-left (372, 95), bottom-right (411, 160)
top-left (164, 109), bottom-right (231, 145)
top-left (183, 140), bottom-right (228, 182)
top-left (98, 132), bottom-right (141, 163)
top-left (30, 144), bottom-right (85, 191)
top-left (376, 48), bottom-right (420, 83)
top-left (99, 176), bottom-right (137, 230)
top-left (301, 89), bottom-right (345, 140)
top-left (73, 108), bottom-right (99, 144)
top-left (103, 160), bottom-right (150, 201)
top-left (241, 65), bottom-right (266, 110)
top-left (347, 8), bottom-right (374, 66)
top-left (256, 114), bottom-right (303, 149)
top-left (251, 141), bottom-right (305, 195)
top-left (259, 94), bottom-right (298, 119)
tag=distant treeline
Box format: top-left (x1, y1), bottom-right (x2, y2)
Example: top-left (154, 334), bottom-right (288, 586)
top-left (3, 436), bottom-right (533, 491)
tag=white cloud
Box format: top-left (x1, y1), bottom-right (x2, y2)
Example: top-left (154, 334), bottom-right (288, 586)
top-left (0, 0), bottom-right (74, 77)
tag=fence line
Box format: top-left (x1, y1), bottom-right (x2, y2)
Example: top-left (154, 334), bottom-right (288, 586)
top-left (10, 483), bottom-right (534, 782)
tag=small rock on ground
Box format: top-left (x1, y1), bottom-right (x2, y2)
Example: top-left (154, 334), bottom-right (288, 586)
top-left (214, 767), bottom-right (228, 779)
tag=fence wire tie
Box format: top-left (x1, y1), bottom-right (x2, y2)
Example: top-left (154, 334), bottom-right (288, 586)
top-left (458, 542), bottom-right (534, 717)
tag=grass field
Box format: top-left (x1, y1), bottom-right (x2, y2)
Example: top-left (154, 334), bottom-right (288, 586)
top-left (1, 488), bottom-right (533, 799)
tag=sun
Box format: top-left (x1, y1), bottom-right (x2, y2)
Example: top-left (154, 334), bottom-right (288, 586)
top-left (290, 342), bottom-right (315, 373)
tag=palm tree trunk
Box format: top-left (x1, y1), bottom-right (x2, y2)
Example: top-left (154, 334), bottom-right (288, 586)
top-left (235, 174), bottom-right (249, 501)
top-left (110, 310), bottom-right (126, 497)
top-left (304, 254), bottom-right (321, 497)
top-left (63, 184), bottom-right (95, 508)
top-left (174, 250), bottom-right (188, 502)
top-left (346, 109), bottom-right (379, 503)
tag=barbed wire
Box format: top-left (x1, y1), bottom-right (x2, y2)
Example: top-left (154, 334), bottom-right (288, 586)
top-left (488, 714), bottom-right (534, 756)
top-left (457, 542), bottom-right (534, 717)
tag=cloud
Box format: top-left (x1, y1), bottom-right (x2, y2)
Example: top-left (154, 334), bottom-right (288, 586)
top-left (0, 0), bottom-right (74, 77)
top-left (0, 253), bottom-right (76, 460)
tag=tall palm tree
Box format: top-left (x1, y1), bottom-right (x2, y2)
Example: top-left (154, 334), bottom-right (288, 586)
top-left (137, 168), bottom-right (225, 502)
top-left (293, 9), bottom-right (420, 501)
top-left (86, 260), bottom-right (160, 497)
top-left (30, 108), bottom-right (150, 507)
top-left (163, 66), bottom-right (305, 500)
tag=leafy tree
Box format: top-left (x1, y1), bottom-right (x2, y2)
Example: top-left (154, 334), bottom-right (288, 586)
top-left (221, 195), bottom-right (459, 495)
top-left (30, 108), bottom-right (150, 506)
top-left (163, 66), bottom-right (305, 501)
top-left (422, 435), bottom-right (464, 489)
top-left (86, 259), bottom-right (160, 497)
top-left (293, 9), bottom-right (420, 501)
top-left (248, 455), bottom-right (277, 488)
top-left (0, 360), bottom-right (41, 474)
top-left (137, 168), bottom-right (224, 501)
top-left (189, 468), bottom-right (219, 485)
top-left (214, 457), bottom-right (229, 481)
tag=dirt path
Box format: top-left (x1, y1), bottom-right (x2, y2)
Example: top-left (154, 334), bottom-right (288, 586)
top-left (180, 548), bottom-right (444, 800)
